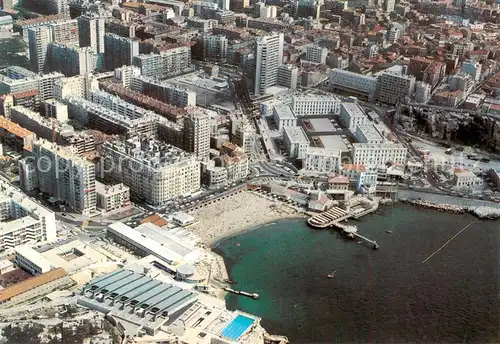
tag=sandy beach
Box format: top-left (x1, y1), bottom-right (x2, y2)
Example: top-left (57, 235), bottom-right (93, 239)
top-left (187, 191), bottom-right (305, 247)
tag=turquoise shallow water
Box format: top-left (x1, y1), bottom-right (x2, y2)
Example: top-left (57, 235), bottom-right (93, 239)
top-left (214, 204), bottom-right (500, 343)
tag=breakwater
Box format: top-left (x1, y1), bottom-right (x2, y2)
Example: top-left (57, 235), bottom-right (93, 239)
top-left (400, 198), bottom-right (500, 219)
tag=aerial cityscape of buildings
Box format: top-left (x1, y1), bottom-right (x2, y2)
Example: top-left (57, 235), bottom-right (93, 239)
top-left (0, 0), bottom-right (498, 342)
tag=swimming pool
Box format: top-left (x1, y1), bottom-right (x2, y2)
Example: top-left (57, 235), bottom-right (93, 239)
top-left (220, 314), bottom-right (255, 341)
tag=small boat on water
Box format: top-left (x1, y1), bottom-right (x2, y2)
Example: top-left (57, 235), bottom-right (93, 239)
top-left (357, 241), bottom-right (363, 244)
top-left (386, 230), bottom-right (393, 234)
top-left (327, 271), bottom-right (336, 278)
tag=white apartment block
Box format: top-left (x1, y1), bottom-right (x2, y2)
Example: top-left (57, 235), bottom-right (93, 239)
top-left (28, 25), bottom-right (53, 73)
top-left (233, 122), bottom-right (256, 155)
top-left (291, 94), bottom-right (340, 116)
top-left (273, 104), bottom-right (296, 132)
top-left (9, 105), bottom-right (75, 144)
top-left (254, 33), bottom-right (284, 95)
top-left (114, 65), bottom-right (141, 89)
top-left (277, 64), bottom-right (298, 90)
top-left (283, 126), bottom-right (309, 159)
top-left (96, 181), bottom-right (130, 212)
top-left (101, 137), bottom-right (201, 206)
top-left (22, 140), bottom-right (97, 215)
top-left (133, 46), bottom-right (193, 79)
top-left (203, 34), bottom-right (228, 62)
top-left (14, 246), bottom-right (53, 275)
top-left (48, 43), bottom-right (98, 76)
top-left (183, 107), bottom-right (212, 161)
top-left (339, 102), bottom-right (367, 132)
top-left (375, 69), bottom-right (415, 105)
top-left (77, 14), bottom-right (105, 54)
top-left (306, 44), bottom-right (328, 64)
top-left (352, 143), bottom-right (407, 168)
top-left (48, 19), bottom-right (79, 46)
top-left (0, 179), bottom-right (57, 250)
top-left (304, 147), bottom-right (341, 173)
top-left (132, 76), bottom-right (197, 107)
top-left (54, 74), bottom-right (98, 100)
top-left (0, 66), bottom-right (64, 101)
top-left (329, 69), bottom-right (377, 101)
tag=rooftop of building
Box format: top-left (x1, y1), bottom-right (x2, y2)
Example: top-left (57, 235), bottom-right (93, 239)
top-left (0, 267), bottom-right (67, 303)
top-left (0, 215), bottom-right (40, 236)
top-left (103, 137), bottom-right (195, 168)
top-left (284, 126), bottom-right (309, 144)
top-left (33, 139), bottom-right (94, 167)
top-left (273, 104), bottom-right (296, 120)
top-left (95, 181), bottom-right (129, 196)
top-left (140, 214), bottom-right (169, 227)
top-left (341, 102), bottom-right (366, 118)
top-left (10, 106), bottom-right (75, 136)
top-left (0, 180), bottom-right (54, 218)
top-left (0, 116), bottom-right (34, 139)
top-left (306, 146), bottom-right (341, 157)
top-left (39, 240), bottom-right (108, 273)
top-left (352, 142), bottom-right (406, 149)
top-left (356, 124), bottom-right (384, 142)
top-left (14, 246), bottom-right (53, 271)
top-left (14, 14), bottom-right (69, 27)
top-left (292, 93), bottom-right (339, 102)
top-left (342, 163), bottom-right (366, 171)
top-left (107, 222), bottom-right (199, 264)
top-left (315, 135), bottom-right (351, 151)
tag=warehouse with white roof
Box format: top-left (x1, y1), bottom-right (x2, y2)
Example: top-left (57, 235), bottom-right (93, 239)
top-left (106, 222), bottom-right (200, 265)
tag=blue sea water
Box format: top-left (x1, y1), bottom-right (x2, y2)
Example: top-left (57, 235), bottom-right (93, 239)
top-left (214, 204), bottom-right (500, 343)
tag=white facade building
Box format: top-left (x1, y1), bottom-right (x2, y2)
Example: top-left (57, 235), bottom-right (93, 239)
top-left (96, 181), bottom-right (130, 212)
top-left (277, 64), bottom-right (298, 90)
top-left (101, 137), bottom-right (201, 207)
top-left (283, 126), bottom-right (309, 159)
top-left (375, 67), bottom-right (415, 105)
top-left (453, 171), bottom-right (482, 189)
top-left (0, 180), bottom-right (57, 250)
top-left (14, 246), bottom-right (53, 275)
top-left (202, 35), bottom-right (228, 62)
top-left (77, 14), bottom-right (105, 54)
top-left (291, 94), bottom-right (340, 116)
top-left (306, 44), bottom-right (328, 64)
top-left (28, 25), bottom-right (53, 73)
top-left (352, 143), bottom-right (407, 168)
top-left (355, 124), bottom-right (384, 144)
top-left (414, 81), bottom-right (431, 104)
top-left (273, 104), bottom-right (296, 132)
top-left (304, 147), bottom-right (341, 173)
top-left (329, 69), bottom-right (377, 101)
top-left (254, 33), bottom-right (284, 95)
top-left (21, 140), bottom-right (97, 215)
top-left (339, 102), bottom-right (367, 132)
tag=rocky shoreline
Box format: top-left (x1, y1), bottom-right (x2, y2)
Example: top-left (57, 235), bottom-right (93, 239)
top-left (400, 198), bottom-right (500, 220)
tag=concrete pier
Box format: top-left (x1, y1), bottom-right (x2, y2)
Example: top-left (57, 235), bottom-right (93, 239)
top-left (352, 232), bottom-right (379, 250)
